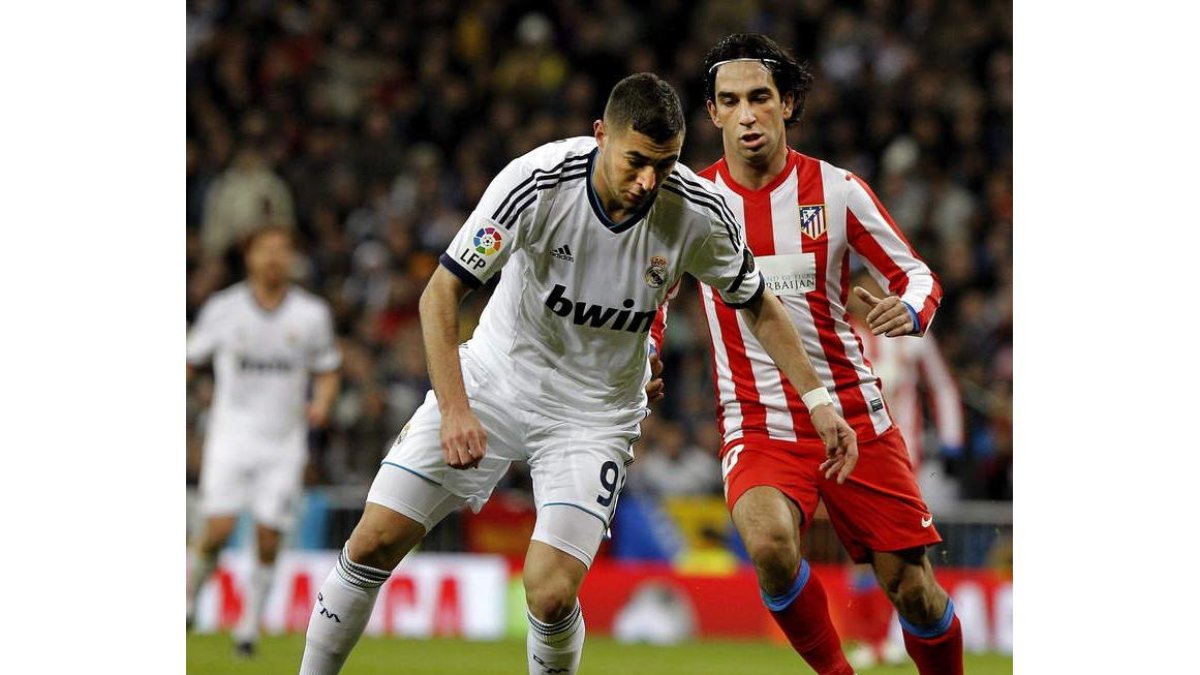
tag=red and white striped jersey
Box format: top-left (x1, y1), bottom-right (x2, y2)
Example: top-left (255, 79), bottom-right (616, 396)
top-left (851, 317), bottom-right (963, 465)
top-left (655, 149), bottom-right (941, 445)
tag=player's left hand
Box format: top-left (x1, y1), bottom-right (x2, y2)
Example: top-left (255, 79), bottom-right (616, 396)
top-left (853, 287), bottom-right (913, 337)
top-left (645, 351), bottom-right (665, 404)
top-left (811, 405), bottom-right (858, 484)
top-left (307, 403), bottom-right (331, 429)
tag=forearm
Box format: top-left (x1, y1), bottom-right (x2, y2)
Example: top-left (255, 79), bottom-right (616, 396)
top-left (419, 269), bottom-right (472, 414)
top-left (310, 371), bottom-right (340, 415)
top-left (742, 291), bottom-right (824, 396)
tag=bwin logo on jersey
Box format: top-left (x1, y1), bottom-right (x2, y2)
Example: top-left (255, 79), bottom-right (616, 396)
top-left (545, 284), bottom-right (655, 332)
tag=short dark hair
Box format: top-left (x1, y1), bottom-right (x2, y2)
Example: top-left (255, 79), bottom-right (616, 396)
top-left (703, 33), bottom-right (814, 127)
top-left (603, 73), bottom-right (685, 143)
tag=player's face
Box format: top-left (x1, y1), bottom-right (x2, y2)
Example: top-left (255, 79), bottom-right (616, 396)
top-left (593, 120), bottom-right (682, 215)
top-left (707, 61), bottom-right (794, 166)
top-left (245, 231), bottom-right (294, 287)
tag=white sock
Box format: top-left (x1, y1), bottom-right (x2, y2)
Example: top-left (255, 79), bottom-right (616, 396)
top-left (186, 548), bottom-right (219, 624)
top-left (527, 602), bottom-right (585, 675)
top-left (298, 546), bottom-right (390, 675)
top-left (234, 561), bottom-right (275, 644)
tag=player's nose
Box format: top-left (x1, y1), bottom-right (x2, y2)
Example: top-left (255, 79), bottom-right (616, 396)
top-left (738, 101), bottom-right (755, 125)
top-left (636, 166), bottom-right (656, 192)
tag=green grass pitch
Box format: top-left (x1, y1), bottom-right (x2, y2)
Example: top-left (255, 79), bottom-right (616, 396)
top-left (187, 634), bottom-right (1012, 674)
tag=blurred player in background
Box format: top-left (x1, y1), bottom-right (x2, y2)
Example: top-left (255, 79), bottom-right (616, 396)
top-left (297, 73), bottom-right (855, 675)
top-left (843, 265), bottom-right (965, 668)
top-left (186, 225), bottom-right (341, 657)
top-left (652, 33), bottom-right (962, 675)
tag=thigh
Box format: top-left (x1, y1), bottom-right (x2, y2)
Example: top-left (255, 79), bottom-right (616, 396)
top-left (527, 421), bottom-right (639, 567)
top-left (250, 444), bottom-right (307, 532)
top-left (199, 441), bottom-right (252, 518)
top-left (720, 436), bottom-right (823, 529)
top-left (378, 386), bottom-right (517, 517)
top-left (820, 429), bottom-right (942, 564)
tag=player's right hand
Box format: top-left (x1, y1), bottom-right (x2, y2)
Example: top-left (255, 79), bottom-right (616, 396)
top-left (645, 351), bottom-right (665, 404)
top-left (440, 406), bottom-right (488, 470)
top-left (811, 405), bottom-right (858, 484)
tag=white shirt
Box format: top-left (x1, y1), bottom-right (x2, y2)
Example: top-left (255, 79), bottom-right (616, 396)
top-left (187, 282), bottom-right (340, 444)
top-left (440, 137), bottom-right (763, 428)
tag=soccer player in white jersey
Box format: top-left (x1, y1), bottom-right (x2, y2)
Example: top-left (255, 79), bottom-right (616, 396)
top-left (297, 73), bottom-right (857, 675)
top-left (186, 225), bottom-right (341, 657)
top-left (652, 34), bottom-right (964, 675)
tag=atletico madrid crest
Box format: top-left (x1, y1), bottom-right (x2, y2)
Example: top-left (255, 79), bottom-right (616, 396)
top-left (799, 204), bottom-right (827, 239)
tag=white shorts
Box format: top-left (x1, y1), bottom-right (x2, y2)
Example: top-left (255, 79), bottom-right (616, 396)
top-left (199, 431), bottom-right (307, 531)
top-left (366, 351), bottom-right (639, 567)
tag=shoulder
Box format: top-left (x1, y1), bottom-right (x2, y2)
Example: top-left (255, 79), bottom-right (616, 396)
top-left (204, 282), bottom-right (248, 312)
top-left (661, 164), bottom-right (739, 231)
top-left (697, 158), bottom-right (724, 181)
top-left (288, 286), bottom-right (334, 317)
top-left (511, 136), bottom-right (595, 175)
top-left (802, 151), bottom-right (866, 196)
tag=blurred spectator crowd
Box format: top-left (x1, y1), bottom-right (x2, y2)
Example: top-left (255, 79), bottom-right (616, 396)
top-left (186, 0), bottom-right (1012, 505)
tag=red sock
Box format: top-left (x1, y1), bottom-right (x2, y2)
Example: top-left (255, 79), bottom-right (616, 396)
top-left (900, 600), bottom-right (963, 675)
top-left (763, 560), bottom-right (854, 675)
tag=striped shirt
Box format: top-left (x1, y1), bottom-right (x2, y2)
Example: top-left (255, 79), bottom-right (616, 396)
top-left (656, 148), bottom-right (941, 444)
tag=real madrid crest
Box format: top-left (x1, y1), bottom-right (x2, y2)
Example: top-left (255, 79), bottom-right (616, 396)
top-left (644, 255), bottom-right (668, 288)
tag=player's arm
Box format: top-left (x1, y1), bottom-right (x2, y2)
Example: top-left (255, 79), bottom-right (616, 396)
top-left (738, 289), bottom-right (858, 483)
top-left (419, 265), bottom-right (487, 470)
top-left (844, 173), bottom-right (942, 337)
top-left (307, 370), bottom-right (340, 429)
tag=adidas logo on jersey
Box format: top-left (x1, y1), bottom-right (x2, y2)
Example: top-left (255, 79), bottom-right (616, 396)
top-left (551, 244), bottom-right (575, 262)
top-left (544, 284), bottom-right (654, 333)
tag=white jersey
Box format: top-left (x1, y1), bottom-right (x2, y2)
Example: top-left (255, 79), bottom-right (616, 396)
top-left (439, 137), bottom-right (763, 428)
top-left (186, 282), bottom-right (341, 444)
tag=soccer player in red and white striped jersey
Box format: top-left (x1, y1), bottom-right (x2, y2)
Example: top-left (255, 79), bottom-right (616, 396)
top-left (652, 34), bottom-right (963, 675)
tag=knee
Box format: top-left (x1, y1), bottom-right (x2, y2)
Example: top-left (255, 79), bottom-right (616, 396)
top-left (347, 516), bottom-right (416, 570)
top-left (199, 521), bottom-right (235, 555)
top-left (524, 573), bottom-right (578, 623)
top-left (742, 528), bottom-right (800, 591)
top-left (883, 570), bottom-right (944, 624)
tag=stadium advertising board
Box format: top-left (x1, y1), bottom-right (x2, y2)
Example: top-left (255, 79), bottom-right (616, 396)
top-left (192, 552), bottom-right (1010, 653)
top-left (190, 551), bottom-right (508, 639)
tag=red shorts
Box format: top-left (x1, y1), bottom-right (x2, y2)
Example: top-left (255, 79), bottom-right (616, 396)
top-left (719, 427), bottom-right (941, 564)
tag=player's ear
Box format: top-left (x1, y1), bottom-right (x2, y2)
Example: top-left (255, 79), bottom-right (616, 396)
top-left (706, 100), bottom-right (720, 127)
top-left (781, 92), bottom-right (795, 120)
top-left (594, 119), bottom-right (606, 148)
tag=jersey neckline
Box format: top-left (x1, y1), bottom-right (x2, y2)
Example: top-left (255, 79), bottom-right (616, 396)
top-left (715, 147), bottom-right (800, 200)
top-left (245, 282), bottom-right (292, 317)
top-left (585, 148), bottom-right (657, 234)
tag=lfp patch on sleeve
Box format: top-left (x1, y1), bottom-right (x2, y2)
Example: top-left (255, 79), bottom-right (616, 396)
top-left (474, 227), bottom-right (503, 255)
